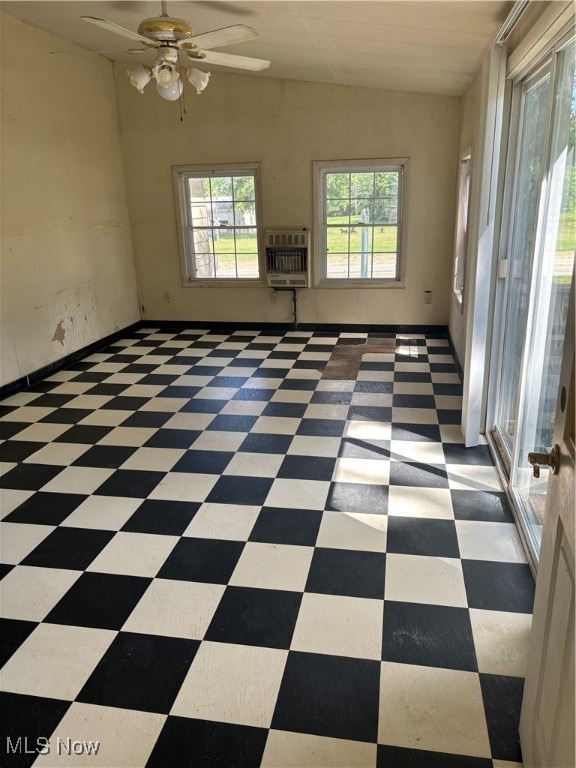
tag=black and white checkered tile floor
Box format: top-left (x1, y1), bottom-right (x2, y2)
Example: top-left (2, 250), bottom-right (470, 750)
top-left (0, 328), bottom-right (534, 768)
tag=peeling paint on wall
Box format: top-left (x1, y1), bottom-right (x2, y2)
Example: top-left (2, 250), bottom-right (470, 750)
top-left (53, 281), bottom-right (98, 349)
top-left (52, 320), bottom-right (66, 346)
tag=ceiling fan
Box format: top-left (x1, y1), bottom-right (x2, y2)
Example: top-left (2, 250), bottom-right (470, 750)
top-left (82, 1), bottom-right (270, 101)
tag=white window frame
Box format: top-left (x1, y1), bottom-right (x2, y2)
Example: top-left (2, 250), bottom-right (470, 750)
top-left (172, 163), bottom-right (264, 286)
top-left (313, 158), bottom-right (408, 288)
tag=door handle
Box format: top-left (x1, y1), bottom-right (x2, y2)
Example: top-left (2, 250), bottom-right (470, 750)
top-left (527, 444), bottom-right (560, 478)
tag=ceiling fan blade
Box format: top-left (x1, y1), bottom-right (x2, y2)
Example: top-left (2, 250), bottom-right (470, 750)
top-left (198, 50), bottom-right (270, 71)
top-left (81, 16), bottom-right (159, 46)
top-left (190, 25), bottom-right (257, 51)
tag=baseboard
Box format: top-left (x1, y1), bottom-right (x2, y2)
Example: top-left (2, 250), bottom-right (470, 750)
top-left (144, 320), bottom-right (450, 335)
top-left (0, 322), bottom-right (143, 400)
top-left (447, 332), bottom-right (464, 380)
top-left (142, 320), bottom-right (294, 331)
top-left (299, 323), bottom-right (449, 335)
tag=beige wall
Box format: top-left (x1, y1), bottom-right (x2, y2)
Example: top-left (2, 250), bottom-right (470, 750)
top-left (115, 67), bottom-right (461, 326)
top-left (0, 13), bottom-right (140, 387)
top-left (448, 66), bottom-right (483, 366)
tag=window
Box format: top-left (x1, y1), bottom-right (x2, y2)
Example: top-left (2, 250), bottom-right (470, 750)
top-left (173, 164), bottom-right (262, 282)
top-left (453, 153), bottom-right (472, 304)
top-left (314, 159), bottom-right (407, 285)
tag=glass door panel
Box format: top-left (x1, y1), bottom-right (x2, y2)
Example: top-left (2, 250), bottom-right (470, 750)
top-left (513, 40), bottom-right (575, 555)
top-left (494, 70), bottom-right (551, 458)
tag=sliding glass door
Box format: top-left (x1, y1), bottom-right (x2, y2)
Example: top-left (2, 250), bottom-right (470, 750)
top-left (491, 35), bottom-right (575, 564)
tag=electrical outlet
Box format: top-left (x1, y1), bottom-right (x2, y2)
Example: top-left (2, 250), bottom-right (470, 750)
top-left (271, 290), bottom-right (278, 303)
top-left (424, 290), bottom-right (432, 304)
top-left (163, 290), bottom-right (172, 303)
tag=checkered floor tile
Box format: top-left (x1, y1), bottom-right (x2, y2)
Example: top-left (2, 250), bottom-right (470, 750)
top-left (0, 328), bottom-right (533, 767)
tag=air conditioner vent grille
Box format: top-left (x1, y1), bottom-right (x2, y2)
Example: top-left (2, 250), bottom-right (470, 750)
top-left (264, 229), bottom-right (310, 288)
top-left (265, 230), bottom-right (308, 247)
top-left (266, 248), bottom-right (307, 274)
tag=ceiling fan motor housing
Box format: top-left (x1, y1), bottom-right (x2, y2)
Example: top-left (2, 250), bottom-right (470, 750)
top-left (156, 47), bottom-right (178, 63)
top-left (137, 17), bottom-right (194, 42)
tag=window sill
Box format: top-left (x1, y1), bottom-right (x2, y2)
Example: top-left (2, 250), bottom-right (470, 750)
top-left (182, 279), bottom-right (266, 289)
top-left (315, 279), bottom-right (405, 289)
top-left (453, 290), bottom-right (465, 314)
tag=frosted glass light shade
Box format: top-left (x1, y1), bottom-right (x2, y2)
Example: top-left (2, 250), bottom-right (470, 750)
top-left (127, 66), bottom-right (152, 94)
top-left (156, 79), bottom-right (184, 101)
top-left (186, 68), bottom-right (211, 94)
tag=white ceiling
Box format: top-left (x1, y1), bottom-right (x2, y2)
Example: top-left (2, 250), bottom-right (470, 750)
top-left (1, 0), bottom-right (512, 96)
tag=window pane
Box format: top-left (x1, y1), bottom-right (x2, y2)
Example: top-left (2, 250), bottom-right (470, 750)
top-left (241, 202), bottom-right (257, 226)
top-left (233, 175), bottom-right (255, 202)
top-left (355, 201), bottom-right (374, 223)
top-left (326, 252), bottom-right (350, 278)
top-left (188, 179), bottom-right (213, 224)
top-left (349, 228), bottom-right (362, 253)
top-left (188, 177), bottom-right (207, 201)
top-left (374, 198), bottom-right (398, 224)
top-left (232, 202), bottom-right (256, 227)
top-left (327, 227), bottom-right (348, 254)
top-left (372, 253), bottom-right (398, 278)
top-left (189, 204), bottom-right (210, 227)
top-left (362, 227), bottom-right (375, 252)
top-left (198, 178), bottom-right (211, 198)
top-left (237, 254), bottom-right (259, 278)
top-left (212, 201), bottom-right (232, 226)
top-left (192, 229), bottom-right (215, 279)
top-left (236, 228), bottom-right (258, 253)
top-left (375, 172), bottom-right (399, 198)
top-left (210, 176), bottom-right (232, 200)
top-left (216, 227), bottom-right (233, 241)
top-left (352, 234), bottom-right (375, 277)
top-left (327, 200), bottom-right (351, 224)
top-left (374, 226), bottom-right (397, 252)
top-left (214, 252), bottom-right (236, 278)
top-left (349, 252), bottom-right (362, 278)
top-left (326, 173), bottom-right (350, 199)
top-left (351, 172), bottom-right (375, 201)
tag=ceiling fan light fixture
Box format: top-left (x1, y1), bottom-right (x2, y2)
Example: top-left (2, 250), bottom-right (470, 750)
top-left (84, 4), bottom-right (270, 112)
top-left (127, 65), bottom-right (152, 93)
top-left (156, 78), bottom-right (184, 101)
top-left (186, 68), bottom-right (211, 94)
